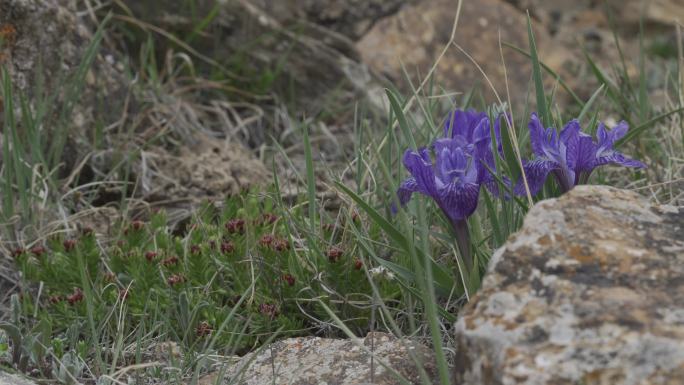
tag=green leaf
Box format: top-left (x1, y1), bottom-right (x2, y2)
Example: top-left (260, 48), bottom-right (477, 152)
top-left (578, 84), bottom-right (605, 122)
top-left (527, 13), bottom-right (551, 127)
top-left (386, 89), bottom-right (418, 150)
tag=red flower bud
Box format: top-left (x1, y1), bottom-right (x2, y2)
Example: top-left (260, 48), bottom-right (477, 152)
top-left (162, 256), bottom-right (179, 267)
top-left (190, 245), bottom-right (201, 255)
top-left (262, 213), bottom-right (278, 225)
top-left (30, 245), bottom-right (46, 256)
top-left (326, 246), bottom-right (343, 263)
top-left (196, 321), bottom-right (212, 337)
top-left (11, 248), bottom-right (25, 258)
top-left (63, 239), bottom-right (77, 252)
top-left (67, 288), bottom-right (84, 305)
top-left (130, 221), bottom-right (144, 231)
top-left (103, 272), bottom-right (116, 282)
top-left (225, 218), bottom-right (245, 234)
top-left (81, 227), bottom-right (94, 236)
top-left (118, 288), bottom-right (130, 301)
top-left (353, 259), bottom-right (363, 270)
top-left (49, 295), bottom-right (63, 304)
top-left (167, 274), bottom-right (185, 286)
top-left (145, 251), bottom-right (158, 262)
top-left (282, 274), bottom-right (295, 286)
top-left (258, 303), bottom-right (279, 319)
top-left (221, 241), bottom-right (235, 254)
top-left (259, 234), bottom-right (274, 247)
top-left (273, 239), bottom-right (290, 252)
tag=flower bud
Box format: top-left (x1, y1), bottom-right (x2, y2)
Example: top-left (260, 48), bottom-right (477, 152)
top-left (63, 239), bottom-right (77, 252)
top-left (326, 246), bottom-right (343, 263)
top-left (67, 288), bottom-right (84, 305)
top-left (282, 274), bottom-right (295, 286)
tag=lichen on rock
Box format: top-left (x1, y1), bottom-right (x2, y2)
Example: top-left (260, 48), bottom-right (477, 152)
top-left (454, 185), bottom-right (684, 385)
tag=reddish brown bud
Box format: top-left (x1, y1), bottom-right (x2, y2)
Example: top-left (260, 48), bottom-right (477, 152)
top-left (259, 234), bottom-right (275, 247)
top-left (63, 239), bottom-right (77, 252)
top-left (49, 295), bottom-right (63, 304)
top-left (131, 221), bottom-right (144, 231)
top-left (196, 321), bottom-right (212, 337)
top-left (167, 274), bottom-right (185, 286)
top-left (67, 288), bottom-right (84, 305)
top-left (103, 272), bottom-right (116, 282)
top-left (225, 218), bottom-right (245, 234)
top-left (118, 288), bottom-right (130, 301)
top-left (353, 259), bottom-right (363, 270)
top-left (273, 239), bottom-right (290, 252)
top-left (262, 213), bottom-right (278, 225)
top-left (81, 227), bottom-right (94, 236)
top-left (258, 303), bottom-right (279, 319)
top-left (30, 245), bottom-right (46, 256)
top-left (11, 248), bottom-right (25, 258)
top-left (162, 256), bottom-right (179, 267)
top-left (145, 251), bottom-right (158, 262)
top-left (190, 245), bottom-right (201, 255)
top-left (208, 240), bottom-right (216, 250)
top-left (282, 274), bottom-right (295, 286)
top-left (220, 241), bottom-right (235, 254)
top-left (326, 246), bottom-right (343, 263)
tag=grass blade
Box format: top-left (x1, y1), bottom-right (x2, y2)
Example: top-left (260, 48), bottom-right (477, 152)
top-left (526, 13), bottom-right (550, 127)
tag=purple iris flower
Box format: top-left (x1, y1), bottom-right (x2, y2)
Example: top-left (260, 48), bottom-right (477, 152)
top-left (515, 113), bottom-right (646, 196)
top-left (395, 109), bottom-right (492, 270)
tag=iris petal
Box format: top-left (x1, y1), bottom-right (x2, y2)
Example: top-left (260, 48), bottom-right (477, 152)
top-left (594, 152), bottom-right (646, 169)
top-left (528, 113), bottom-right (546, 156)
top-left (438, 182), bottom-right (480, 222)
top-left (402, 149), bottom-right (439, 199)
top-left (572, 134), bottom-right (597, 172)
top-left (396, 177), bottom-right (419, 207)
top-left (515, 159), bottom-right (558, 196)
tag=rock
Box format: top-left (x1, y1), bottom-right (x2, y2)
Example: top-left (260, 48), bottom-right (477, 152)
top-left (357, 0), bottom-right (549, 105)
top-left (121, 0), bottom-right (386, 116)
top-left (1, 0), bottom-right (85, 92)
top-left (0, 0), bottom-right (128, 127)
top-left (503, 0), bottom-right (683, 105)
top-left (508, 0), bottom-right (684, 32)
top-left (0, 371), bottom-right (38, 385)
top-left (453, 185), bottom-right (684, 385)
top-left (0, 0), bottom-right (131, 181)
top-left (250, 0), bottom-right (411, 40)
top-left (224, 332), bottom-right (437, 385)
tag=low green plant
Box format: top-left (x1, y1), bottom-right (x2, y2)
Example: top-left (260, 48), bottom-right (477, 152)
top-left (4, 190), bottom-right (402, 380)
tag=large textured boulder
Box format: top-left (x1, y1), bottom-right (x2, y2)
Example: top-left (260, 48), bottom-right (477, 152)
top-left (0, 0), bottom-right (131, 179)
top-left (357, 0), bottom-right (549, 105)
top-left (224, 332), bottom-right (437, 385)
top-left (249, 0), bottom-right (411, 40)
top-left (0, 0), bottom-right (127, 126)
top-left (508, 0), bottom-right (684, 31)
top-left (121, 0), bottom-right (386, 115)
top-left (454, 186), bottom-right (684, 384)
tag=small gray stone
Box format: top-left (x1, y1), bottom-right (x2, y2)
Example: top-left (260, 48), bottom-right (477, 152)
top-left (0, 371), bottom-right (38, 385)
top-left (223, 332), bottom-right (437, 385)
